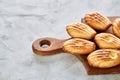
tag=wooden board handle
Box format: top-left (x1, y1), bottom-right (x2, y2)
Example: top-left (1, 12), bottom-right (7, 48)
top-left (32, 37), bottom-right (67, 56)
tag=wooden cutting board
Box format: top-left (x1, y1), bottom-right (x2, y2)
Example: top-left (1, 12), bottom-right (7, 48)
top-left (32, 16), bottom-right (120, 75)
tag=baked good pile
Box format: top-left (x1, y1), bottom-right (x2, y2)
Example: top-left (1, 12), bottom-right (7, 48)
top-left (63, 12), bottom-right (120, 68)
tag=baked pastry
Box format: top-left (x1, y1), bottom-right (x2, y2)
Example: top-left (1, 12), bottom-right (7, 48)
top-left (94, 33), bottom-right (120, 49)
top-left (112, 18), bottom-right (120, 38)
top-left (87, 49), bottom-right (120, 68)
top-left (63, 38), bottom-right (96, 55)
top-left (84, 12), bottom-right (111, 31)
top-left (66, 22), bottom-right (96, 40)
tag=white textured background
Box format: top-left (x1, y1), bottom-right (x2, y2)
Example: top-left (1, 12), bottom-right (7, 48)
top-left (0, 0), bottom-right (120, 80)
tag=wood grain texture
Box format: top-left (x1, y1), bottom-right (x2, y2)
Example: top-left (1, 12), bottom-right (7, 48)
top-left (32, 37), bottom-right (67, 56)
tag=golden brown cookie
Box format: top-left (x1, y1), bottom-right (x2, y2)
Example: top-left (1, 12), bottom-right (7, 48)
top-left (63, 38), bottom-right (96, 55)
top-left (112, 18), bottom-right (120, 38)
top-left (66, 22), bottom-right (96, 40)
top-left (87, 49), bottom-right (120, 68)
top-left (94, 33), bottom-right (120, 49)
top-left (84, 12), bottom-right (111, 31)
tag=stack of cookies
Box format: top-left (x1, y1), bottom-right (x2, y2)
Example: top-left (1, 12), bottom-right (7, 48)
top-left (63, 12), bottom-right (120, 68)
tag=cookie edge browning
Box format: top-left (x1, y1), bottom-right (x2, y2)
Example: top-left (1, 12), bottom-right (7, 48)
top-left (112, 18), bottom-right (120, 38)
top-left (63, 38), bottom-right (96, 55)
top-left (84, 12), bottom-right (112, 31)
top-left (87, 49), bottom-right (120, 68)
top-left (66, 22), bottom-right (96, 40)
top-left (94, 33), bottom-right (120, 49)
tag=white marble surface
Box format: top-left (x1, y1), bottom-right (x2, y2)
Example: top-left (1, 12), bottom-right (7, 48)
top-left (0, 0), bottom-right (120, 80)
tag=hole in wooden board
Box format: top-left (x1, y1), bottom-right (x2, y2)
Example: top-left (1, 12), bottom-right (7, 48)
top-left (40, 40), bottom-right (51, 48)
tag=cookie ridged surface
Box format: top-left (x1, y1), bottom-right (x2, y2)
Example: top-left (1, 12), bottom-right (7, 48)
top-left (87, 49), bottom-right (120, 68)
top-left (63, 38), bottom-right (96, 55)
top-left (112, 18), bottom-right (120, 38)
top-left (66, 22), bottom-right (96, 40)
top-left (84, 12), bottom-right (111, 31)
top-left (94, 33), bottom-right (120, 49)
